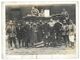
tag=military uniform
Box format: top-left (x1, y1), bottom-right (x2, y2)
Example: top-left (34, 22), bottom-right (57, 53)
top-left (7, 21), bottom-right (17, 49)
top-left (61, 9), bottom-right (69, 19)
top-left (22, 24), bottom-right (31, 47)
top-left (54, 21), bottom-right (62, 46)
top-left (16, 25), bottom-right (23, 48)
top-left (62, 23), bottom-right (69, 47)
top-left (31, 8), bottom-right (39, 16)
top-left (42, 23), bottom-right (50, 46)
top-left (37, 23), bottom-right (43, 42)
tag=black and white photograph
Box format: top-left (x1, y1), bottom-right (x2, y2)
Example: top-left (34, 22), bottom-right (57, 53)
top-left (1, 1), bottom-right (79, 59)
top-left (6, 3), bottom-right (76, 54)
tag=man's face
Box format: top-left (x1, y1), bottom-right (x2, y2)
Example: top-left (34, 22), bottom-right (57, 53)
top-left (57, 20), bottom-right (59, 22)
top-left (63, 9), bottom-right (66, 12)
top-left (50, 19), bottom-right (53, 22)
top-left (26, 22), bottom-right (29, 25)
top-left (69, 20), bottom-right (73, 24)
top-left (18, 23), bottom-right (21, 26)
top-left (63, 20), bottom-right (66, 24)
top-left (32, 7), bottom-right (35, 9)
top-left (10, 20), bottom-right (12, 23)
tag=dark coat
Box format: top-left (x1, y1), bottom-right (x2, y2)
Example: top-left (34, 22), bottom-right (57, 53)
top-left (54, 22), bottom-right (62, 33)
top-left (16, 26), bottom-right (23, 39)
top-left (37, 24), bottom-right (44, 42)
top-left (23, 24), bottom-right (31, 40)
top-left (42, 23), bottom-right (50, 35)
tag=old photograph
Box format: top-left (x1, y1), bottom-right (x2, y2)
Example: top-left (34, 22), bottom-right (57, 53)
top-left (5, 3), bottom-right (77, 56)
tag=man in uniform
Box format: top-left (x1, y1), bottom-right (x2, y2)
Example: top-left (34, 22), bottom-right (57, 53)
top-left (61, 8), bottom-right (69, 20)
top-left (31, 6), bottom-right (39, 16)
top-left (16, 23), bottom-right (23, 48)
top-left (48, 19), bottom-right (56, 47)
top-left (37, 20), bottom-right (44, 42)
top-left (7, 20), bottom-right (17, 49)
top-left (62, 20), bottom-right (69, 47)
top-left (42, 21), bottom-right (50, 47)
top-left (54, 19), bottom-right (62, 46)
top-left (22, 22), bottom-right (31, 48)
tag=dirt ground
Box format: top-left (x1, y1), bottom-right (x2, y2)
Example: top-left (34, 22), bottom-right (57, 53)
top-left (6, 46), bottom-right (75, 55)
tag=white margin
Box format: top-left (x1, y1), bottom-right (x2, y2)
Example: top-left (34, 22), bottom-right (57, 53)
top-left (1, 1), bottom-right (79, 60)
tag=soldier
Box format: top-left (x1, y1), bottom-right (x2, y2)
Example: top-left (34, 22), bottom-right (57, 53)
top-left (53, 19), bottom-right (62, 46)
top-left (39, 9), bottom-right (44, 17)
top-left (48, 19), bottom-right (56, 47)
top-left (37, 20), bottom-right (44, 42)
top-left (16, 23), bottom-right (23, 48)
top-left (61, 8), bottom-right (69, 20)
top-left (42, 21), bottom-right (50, 47)
top-left (29, 21), bottom-right (33, 47)
top-left (31, 6), bottom-right (39, 16)
top-left (31, 23), bottom-right (38, 47)
top-left (7, 20), bottom-right (17, 49)
top-left (22, 22), bottom-right (31, 48)
top-left (62, 20), bottom-right (69, 47)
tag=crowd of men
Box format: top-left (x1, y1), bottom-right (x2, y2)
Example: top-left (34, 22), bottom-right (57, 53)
top-left (6, 7), bottom-right (76, 50)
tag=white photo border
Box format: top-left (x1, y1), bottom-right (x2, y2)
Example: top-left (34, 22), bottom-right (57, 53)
top-left (1, 1), bottom-right (79, 59)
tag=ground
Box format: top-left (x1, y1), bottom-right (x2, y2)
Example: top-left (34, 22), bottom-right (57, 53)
top-left (6, 46), bottom-right (75, 55)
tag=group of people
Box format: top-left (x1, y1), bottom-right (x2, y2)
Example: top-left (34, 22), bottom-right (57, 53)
top-left (6, 18), bottom-right (75, 49)
top-left (6, 7), bottom-right (76, 50)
